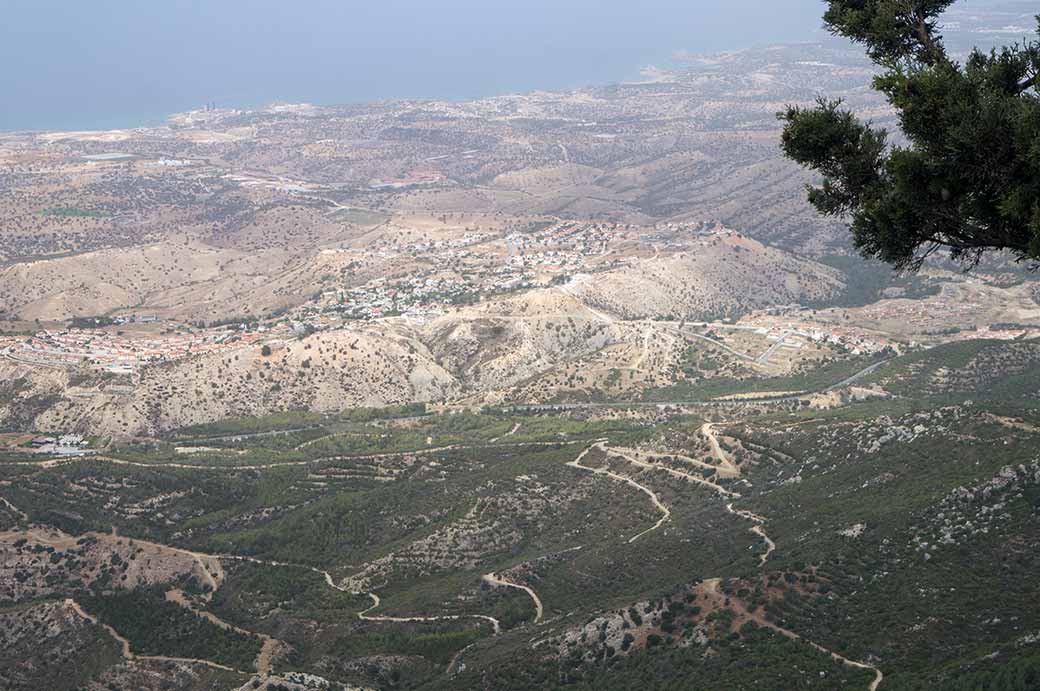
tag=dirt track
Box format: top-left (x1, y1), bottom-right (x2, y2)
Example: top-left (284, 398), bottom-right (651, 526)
top-left (567, 442), bottom-right (671, 543)
top-left (165, 588), bottom-right (281, 675)
top-left (64, 598), bottom-right (246, 674)
top-left (359, 592), bottom-right (501, 634)
top-left (700, 423), bottom-right (740, 477)
top-left (488, 422), bottom-right (521, 443)
top-left (700, 579), bottom-right (883, 690)
top-left (22, 426), bottom-right (876, 685)
top-left (604, 445), bottom-right (740, 497)
top-left (482, 572), bottom-right (544, 623)
top-left (0, 496), bottom-right (27, 521)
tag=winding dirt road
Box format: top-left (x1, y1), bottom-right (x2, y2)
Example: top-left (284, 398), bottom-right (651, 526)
top-left (64, 598), bottom-right (246, 674)
top-left (43, 534), bottom-right (505, 677)
top-left (699, 424), bottom-right (776, 567)
top-left (723, 503), bottom-right (776, 567)
top-left (217, 554), bottom-right (501, 633)
top-left (567, 442), bottom-right (671, 543)
top-left (482, 572), bottom-right (544, 623)
top-left (109, 527), bottom-right (224, 595)
top-left (700, 423), bottom-right (741, 477)
top-left (24, 418), bottom-right (880, 685)
top-left (14, 428), bottom-right (786, 685)
top-left (603, 440), bottom-right (774, 566)
top-left (701, 580), bottom-right (883, 690)
top-left (358, 592), bottom-right (501, 634)
top-left (0, 496), bottom-right (27, 521)
top-left (603, 445), bottom-right (740, 498)
top-left (165, 588), bottom-right (281, 675)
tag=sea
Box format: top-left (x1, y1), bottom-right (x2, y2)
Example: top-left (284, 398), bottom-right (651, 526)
top-left (0, 0), bottom-right (827, 132)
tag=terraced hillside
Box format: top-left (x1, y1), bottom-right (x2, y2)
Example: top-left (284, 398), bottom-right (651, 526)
top-left (1, 7), bottom-right (1038, 688)
top-left (2, 341), bottom-right (1039, 689)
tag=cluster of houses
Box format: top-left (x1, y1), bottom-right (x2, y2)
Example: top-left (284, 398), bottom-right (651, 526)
top-left (307, 222), bottom-right (619, 322)
top-left (392, 232), bottom-right (492, 257)
top-left (802, 327), bottom-right (886, 354)
top-left (322, 273), bottom-right (486, 320)
top-left (368, 170), bottom-right (446, 190)
top-left (506, 250), bottom-right (587, 272)
top-left (27, 434), bottom-right (94, 457)
top-left (507, 221), bottom-right (611, 256)
top-left (3, 327), bottom-right (266, 374)
top-left (752, 323), bottom-right (888, 355)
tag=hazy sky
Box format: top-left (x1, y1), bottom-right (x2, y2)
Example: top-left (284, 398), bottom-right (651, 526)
top-left (1, 0), bottom-right (828, 131)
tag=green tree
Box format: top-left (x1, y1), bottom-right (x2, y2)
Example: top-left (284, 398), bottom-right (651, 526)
top-left (779, 1), bottom-right (1040, 270)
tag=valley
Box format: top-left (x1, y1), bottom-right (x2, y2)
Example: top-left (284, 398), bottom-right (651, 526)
top-left (2, 7), bottom-right (1040, 689)
top-left (3, 345), bottom-right (1039, 689)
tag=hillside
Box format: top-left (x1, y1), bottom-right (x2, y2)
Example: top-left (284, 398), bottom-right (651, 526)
top-left (2, 11), bottom-right (1040, 689)
top-left (563, 233), bottom-right (845, 320)
top-left (2, 360), bottom-right (1039, 689)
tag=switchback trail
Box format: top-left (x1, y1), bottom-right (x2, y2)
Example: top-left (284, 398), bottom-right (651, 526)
top-left (700, 423), bottom-right (775, 566)
top-left (603, 445), bottom-right (740, 498)
top-left (8, 531), bottom-right (499, 677)
top-left (359, 592), bottom-right (501, 634)
top-left (599, 430), bottom-right (775, 566)
top-left (726, 503), bottom-right (775, 566)
top-left (482, 572), bottom-right (544, 623)
top-left (64, 598), bottom-right (247, 674)
top-left (165, 588), bottom-right (281, 675)
top-left (449, 545), bottom-right (585, 675)
top-left (563, 440), bottom-right (872, 686)
top-left (567, 442), bottom-right (671, 543)
top-left (699, 423), bottom-right (741, 477)
top-left (216, 553), bottom-right (351, 591)
top-left (701, 580), bottom-right (883, 690)
top-left (216, 554), bottom-right (502, 634)
top-left (28, 418), bottom-right (852, 682)
top-left (109, 527), bottom-right (224, 595)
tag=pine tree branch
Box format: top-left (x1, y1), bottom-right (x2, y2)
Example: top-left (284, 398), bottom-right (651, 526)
top-left (906, 2), bottom-right (944, 64)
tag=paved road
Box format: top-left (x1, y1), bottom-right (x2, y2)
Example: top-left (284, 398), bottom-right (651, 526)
top-left (756, 329), bottom-right (794, 365)
top-left (494, 357), bottom-right (894, 413)
top-left (682, 330), bottom-right (758, 362)
top-left (823, 357), bottom-right (892, 392)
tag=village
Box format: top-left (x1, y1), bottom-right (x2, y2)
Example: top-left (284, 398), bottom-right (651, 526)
top-left (5, 211), bottom-right (1023, 384)
top-left (0, 324), bottom-right (271, 374)
top-left (309, 221), bottom-right (618, 320)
